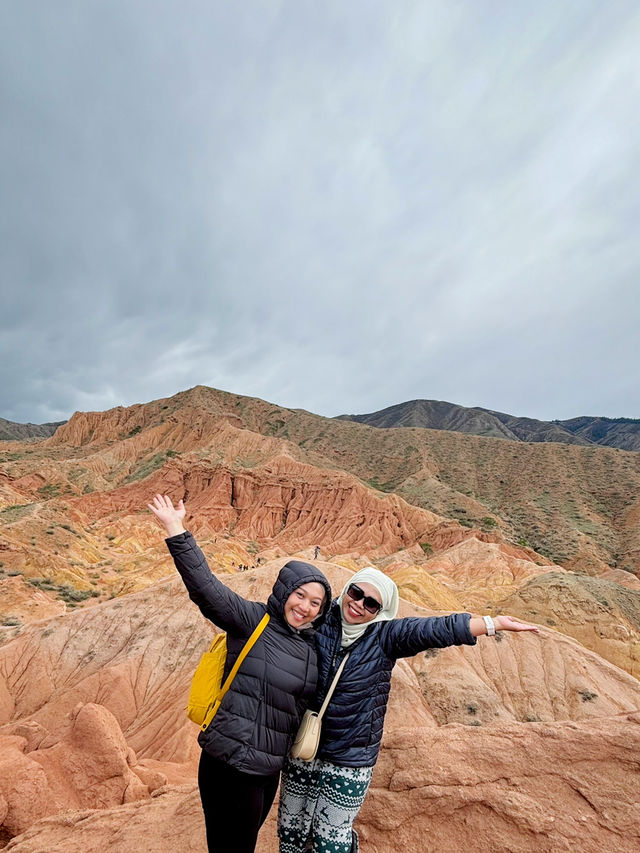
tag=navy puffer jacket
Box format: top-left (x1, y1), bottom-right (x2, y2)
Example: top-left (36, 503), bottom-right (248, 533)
top-left (314, 601), bottom-right (476, 767)
top-left (167, 532), bottom-right (332, 776)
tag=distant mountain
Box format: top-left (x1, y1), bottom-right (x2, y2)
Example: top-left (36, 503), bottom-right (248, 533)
top-left (336, 400), bottom-right (640, 451)
top-left (0, 417), bottom-right (66, 441)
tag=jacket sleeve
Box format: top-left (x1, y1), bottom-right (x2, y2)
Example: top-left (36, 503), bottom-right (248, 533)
top-left (166, 531), bottom-right (261, 635)
top-left (379, 613), bottom-right (477, 660)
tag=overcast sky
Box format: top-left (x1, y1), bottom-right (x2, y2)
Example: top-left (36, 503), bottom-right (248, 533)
top-left (2, 1), bottom-right (639, 425)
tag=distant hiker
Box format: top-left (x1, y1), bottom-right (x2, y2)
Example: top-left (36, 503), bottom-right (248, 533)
top-left (148, 494), bottom-right (332, 853)
top-left (278, 568), bottom-right (539, 853)
top-left (314, 545), bottom-right (320, 560)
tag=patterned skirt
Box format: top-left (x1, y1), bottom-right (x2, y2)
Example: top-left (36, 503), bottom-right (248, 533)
top-left (278, 756), bottom-right (374, 853)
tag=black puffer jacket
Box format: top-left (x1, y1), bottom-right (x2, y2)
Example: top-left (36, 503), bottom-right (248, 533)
top-left (167, 532), bottom-right (332, 776)
top-left (314, 602), bottom-right (476, 767)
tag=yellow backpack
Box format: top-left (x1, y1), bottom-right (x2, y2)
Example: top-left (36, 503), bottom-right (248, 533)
top-left (186, 613), bottom-right (270, 732)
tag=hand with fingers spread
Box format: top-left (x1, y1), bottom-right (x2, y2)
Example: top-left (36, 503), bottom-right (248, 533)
top-left (147, 493), bottom-right (186, 538)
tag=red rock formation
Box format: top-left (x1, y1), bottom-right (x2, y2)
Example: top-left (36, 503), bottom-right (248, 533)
top-left (5, 383), bottom-right (638, 577)
top-left (1, 563), bottom-right (639, 848)
top-left (4, 715), bottom-right (640, 853)
top-left (2, 785), bottom-right (206, 852)
top-left (0, 702), bottom-right (149, 841)
top-left (72, 456), bottom-right (508, 560)
top-left (356, 712), bottom-right (640, 853)
top-left (1, 386), bottom-right (639, 849)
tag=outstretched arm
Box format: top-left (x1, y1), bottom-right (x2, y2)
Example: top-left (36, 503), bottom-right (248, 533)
top-left (382, 612), bottom-right (539, 659)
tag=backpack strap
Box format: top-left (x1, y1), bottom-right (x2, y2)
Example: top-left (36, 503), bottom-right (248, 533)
top-left (202, 612), bottom-right (270, 730)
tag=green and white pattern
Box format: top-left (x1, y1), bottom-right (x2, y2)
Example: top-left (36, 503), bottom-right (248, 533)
top-left (278, 756), bottom-right (373, 852)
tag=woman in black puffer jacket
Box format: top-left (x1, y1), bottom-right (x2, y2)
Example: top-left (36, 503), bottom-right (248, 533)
top-left (149, 494), bottom-right (332, 853)
top-left (278, 567), bottom-right (539, 853)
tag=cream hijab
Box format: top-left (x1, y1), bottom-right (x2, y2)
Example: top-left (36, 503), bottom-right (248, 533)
top-left (337, 567), bottom-right (399, 648)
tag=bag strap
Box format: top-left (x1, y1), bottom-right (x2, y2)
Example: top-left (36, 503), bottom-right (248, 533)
top-left (217, 612), bottom-right (270, 704)
top-left (316, 653), bottom-right (350, 721)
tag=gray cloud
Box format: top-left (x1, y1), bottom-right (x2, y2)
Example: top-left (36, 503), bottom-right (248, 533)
top-left (1, 0), bottom-right (639, 423)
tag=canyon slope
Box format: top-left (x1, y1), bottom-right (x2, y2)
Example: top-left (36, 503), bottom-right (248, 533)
top-left (22, 385), bottom-right (640, 572)
top-left (1, 385), bottom-right (639, 670)
top-left (1, 385), bottom-right (639, 850)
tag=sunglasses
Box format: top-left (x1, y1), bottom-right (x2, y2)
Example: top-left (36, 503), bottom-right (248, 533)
top-left (346, 583), bottom-right (382, 615)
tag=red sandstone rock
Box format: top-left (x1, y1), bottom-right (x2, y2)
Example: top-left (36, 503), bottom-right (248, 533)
top-left (0, 702), bottom-right (149, 840)
top-left (356, 712), bottom-right (640, 853)
top-left (5, 714), bottom-right (640, 853)
top-left (3, 784), bottom-right (206, 853)
top-left (1, 562), bottom-right (639, 848)
top-left (71, 455), bottom-right (479, 560)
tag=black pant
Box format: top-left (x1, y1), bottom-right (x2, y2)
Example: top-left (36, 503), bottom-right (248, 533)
top-left (198, 748), bottom-right (280, 853)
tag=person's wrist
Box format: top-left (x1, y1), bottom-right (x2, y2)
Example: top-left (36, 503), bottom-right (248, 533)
top-left (164, 522), bottom-right (185, 538)
top-left (483, 615), bottom-right (496, 636)
top-left (493, 615), bottom-right (504, 632)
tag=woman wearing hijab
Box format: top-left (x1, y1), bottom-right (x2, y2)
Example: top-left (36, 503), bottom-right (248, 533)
top-left (278, 567), bottom-right (539, 853)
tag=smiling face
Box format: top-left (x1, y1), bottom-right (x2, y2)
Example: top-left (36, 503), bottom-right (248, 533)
top-left (284, 581), bottom-right (326, 628)
top-left (341, 581), bottom-right (383, 625)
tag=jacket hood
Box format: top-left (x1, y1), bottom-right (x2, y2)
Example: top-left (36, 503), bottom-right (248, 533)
top-left (268, 560), bottom-right (332, 629)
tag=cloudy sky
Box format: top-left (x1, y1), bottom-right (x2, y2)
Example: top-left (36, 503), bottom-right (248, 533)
top-left (2, 1), bottom-right (639, 424)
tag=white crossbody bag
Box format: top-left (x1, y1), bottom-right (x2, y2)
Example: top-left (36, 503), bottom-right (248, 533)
top-left (290, 653), bottom-right (350, 761)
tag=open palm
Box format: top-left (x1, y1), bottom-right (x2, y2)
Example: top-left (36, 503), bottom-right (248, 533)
top-left (498, 615), bottom-right (540, 633)
top-left (148, 493), bottom-right (186, 536)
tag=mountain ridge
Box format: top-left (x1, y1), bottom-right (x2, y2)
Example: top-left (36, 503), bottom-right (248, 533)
top-left (1, 384), bottom-right (637, 580)
top-left (337, 398), bottom-right (640, 451)
top-left (0, 417), bottom-right (66, 441)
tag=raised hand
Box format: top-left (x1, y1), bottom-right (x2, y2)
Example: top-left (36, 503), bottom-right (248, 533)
top-left (148, 493), bottom-right (186, 537)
